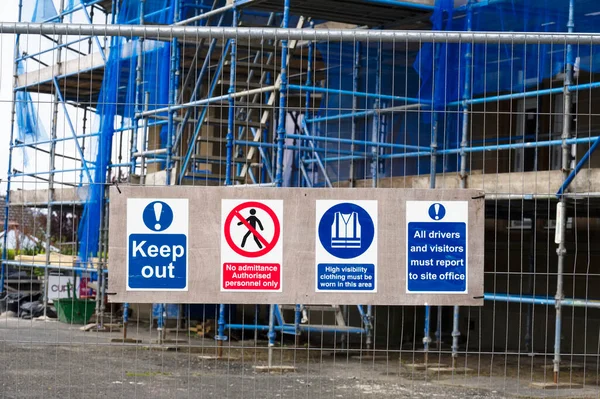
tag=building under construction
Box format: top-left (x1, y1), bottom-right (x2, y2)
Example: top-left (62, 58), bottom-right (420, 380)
top-left (5, 0), bottom-right (600, 388)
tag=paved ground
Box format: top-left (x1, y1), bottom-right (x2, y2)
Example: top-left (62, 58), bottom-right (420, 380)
top-left (0, 316), bottom-right (598, 398)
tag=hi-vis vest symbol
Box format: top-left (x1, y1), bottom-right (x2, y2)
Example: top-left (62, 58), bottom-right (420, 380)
top-left (331, 211), bottom-right (361, 248)
top-left (316, 200), bottom-right (377, 292)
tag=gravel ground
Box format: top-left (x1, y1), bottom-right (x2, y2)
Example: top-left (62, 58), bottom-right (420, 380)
top-left (0, 317), bottom-right (597, 398)
top-left (0, 343), bottom-right (502, 398)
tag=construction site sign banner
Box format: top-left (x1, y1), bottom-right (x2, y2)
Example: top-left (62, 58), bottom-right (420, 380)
top-left (108, 187), bottom-right (484, 306)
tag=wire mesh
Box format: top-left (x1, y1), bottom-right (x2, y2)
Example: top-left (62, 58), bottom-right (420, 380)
top-left (1, 0), bottom-right (600, 397)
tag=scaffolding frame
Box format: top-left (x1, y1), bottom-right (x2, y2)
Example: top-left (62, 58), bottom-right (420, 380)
top-left (2, 0), bottom-right (600, 383)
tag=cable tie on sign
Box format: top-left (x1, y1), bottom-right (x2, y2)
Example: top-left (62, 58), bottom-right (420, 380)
top-left (113, 180), bottom-right (122, 194)
top-left (471, 194), bottom-right (485, 200)
top-left (472, 296), bottom-right (484, 299)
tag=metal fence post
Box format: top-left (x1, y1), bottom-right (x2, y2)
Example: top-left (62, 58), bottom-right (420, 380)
top-left (1, 0), bottom-right (23, 295)
top-left (554, 0), bottom-right (575, 384)
top-left (453, 0), bottom-right (474, 365)
top-left (43, 0), bottom-right (66, 321)
top-left (216, 4), bottom-right (239, 359)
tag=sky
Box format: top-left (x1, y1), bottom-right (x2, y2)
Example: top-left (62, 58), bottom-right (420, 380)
top-left (0, 2), bottom-right (20, 193)
top-left (0, 1), bottom-right (106, 196)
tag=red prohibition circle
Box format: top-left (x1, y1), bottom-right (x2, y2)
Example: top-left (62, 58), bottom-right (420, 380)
top-left (224, 201), bottom-right (280, 258)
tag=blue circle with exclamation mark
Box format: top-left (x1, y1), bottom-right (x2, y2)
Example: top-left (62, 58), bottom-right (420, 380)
top-left (142, 201), bottom-right (174, 232)
top-left (428, 203), bottom-right (446, 221)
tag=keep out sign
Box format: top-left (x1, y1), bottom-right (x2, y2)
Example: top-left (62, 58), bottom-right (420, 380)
top-left (127, 198), bottom-right (189, 291)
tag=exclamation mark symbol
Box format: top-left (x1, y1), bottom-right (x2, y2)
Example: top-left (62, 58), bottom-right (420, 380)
top-left (434, 204), bottom-right (440, 220)
top-left (154, 202), bottom-right (163, 230)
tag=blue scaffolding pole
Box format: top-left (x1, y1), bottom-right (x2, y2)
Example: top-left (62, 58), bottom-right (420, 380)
top-left (129, 0), bottom-right (146, 177)
top-left (0, 0), bottom-right (24, 294)
top-left (172, 4), bottom-right (226, 152)
top-left (177, 39), bottom-right (233, 184)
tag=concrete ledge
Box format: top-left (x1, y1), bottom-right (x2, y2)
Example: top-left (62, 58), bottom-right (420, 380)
top-left (11, 169), bottom-right (600, 208)
top-left (530, 382), bottom-right (583, 389)
top-left (342, 169), bottom-right (600, 197)
top-left (10, 187), bottom-right (83, 207)
top-left (16, 51), bottom-right (106, 89)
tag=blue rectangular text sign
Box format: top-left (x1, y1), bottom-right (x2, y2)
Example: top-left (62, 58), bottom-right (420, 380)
top-left (128, 234), bottom-right (187, 289)
top-left (406, 201), bottom-right (468, 293)
top-left (126, 198), bottom-right (189, 291)
top-left (316, 263), bottom-right (375, 291)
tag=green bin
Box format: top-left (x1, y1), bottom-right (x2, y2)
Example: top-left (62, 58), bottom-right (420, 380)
top-left (53, 298), bottom-right (96, 325)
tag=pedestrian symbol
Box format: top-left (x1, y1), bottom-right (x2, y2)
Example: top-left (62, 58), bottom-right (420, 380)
top-left (315, 200), bottom-right (378, 292)
top-left (238, 208), bottom-right (265, 249)
top-left (221, 200), bottom-right (283, 292)
top-left (223, 201), bottom-right (280, 258)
